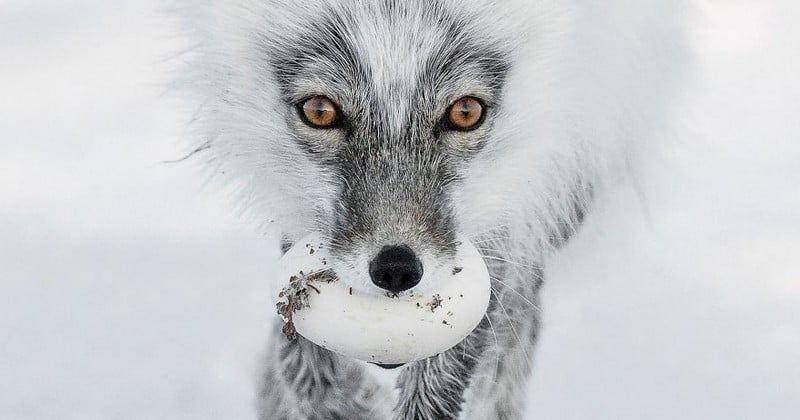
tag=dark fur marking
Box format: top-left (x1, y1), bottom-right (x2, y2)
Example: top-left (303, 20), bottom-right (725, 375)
top-left (268, 9), bottom-right (369, 102)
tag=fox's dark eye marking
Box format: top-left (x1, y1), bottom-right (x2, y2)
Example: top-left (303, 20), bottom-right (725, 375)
top-left (298, 96), bottom-right (341, 129)
top-left (444, 96), bottom-right (485, 131)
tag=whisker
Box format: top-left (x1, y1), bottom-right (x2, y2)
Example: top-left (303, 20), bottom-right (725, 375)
top-left (484, 312), bottom-right (501, 387)
top-left (471, 236), bottom-right (513, 245)
top-left (477, 254), bottom-right (543, 271)
top-left (490, 288), bottom-right (532, 373)
top-left (468, 225), bottom-right (510, 239)
top-left (490, 276), bottom-right (542, 312)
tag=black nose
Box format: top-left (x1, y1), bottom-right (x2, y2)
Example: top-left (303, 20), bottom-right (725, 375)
top-left (369, 245), bottom-right (423, 294)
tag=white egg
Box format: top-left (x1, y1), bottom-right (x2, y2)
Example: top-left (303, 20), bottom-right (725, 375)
top-left (274, 233), bottom-right (491, 364)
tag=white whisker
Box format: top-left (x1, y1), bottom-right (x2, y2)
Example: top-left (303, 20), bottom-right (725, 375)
top-left (490, 288), bottom-right (532, 373)
top-left (490, 276), bottom-right (541, 312)
top-left (484, 312), bottom-right (501, 387)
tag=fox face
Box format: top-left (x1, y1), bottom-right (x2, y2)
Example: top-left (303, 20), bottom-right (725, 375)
top-left (262, 2), bottom-right (512, 294)
top-left (182, 0), bottom-right (653, 296)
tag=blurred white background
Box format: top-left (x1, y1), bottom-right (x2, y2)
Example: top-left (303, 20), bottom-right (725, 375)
top-left (1, 1), bottom-right (798, 419)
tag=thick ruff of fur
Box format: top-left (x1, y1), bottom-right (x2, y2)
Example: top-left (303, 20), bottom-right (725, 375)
top-left (171, 0), bottom-right (689, 418)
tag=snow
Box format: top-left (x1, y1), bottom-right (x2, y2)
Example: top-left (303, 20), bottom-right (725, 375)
top-left (1, 1), bottom-right (797, 419)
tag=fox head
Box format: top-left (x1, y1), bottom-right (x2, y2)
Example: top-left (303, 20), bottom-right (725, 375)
top-left (177, 0), bottom-right (685, 295)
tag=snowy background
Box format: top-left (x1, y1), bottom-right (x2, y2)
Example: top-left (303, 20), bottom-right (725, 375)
top-left (1, 1), bottom-right (798, 419)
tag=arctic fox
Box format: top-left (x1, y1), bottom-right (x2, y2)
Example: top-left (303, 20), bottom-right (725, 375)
top-left (175, 0), bottom-right (688, 418)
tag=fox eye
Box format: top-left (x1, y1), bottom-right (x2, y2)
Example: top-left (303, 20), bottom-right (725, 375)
top-left (298, 96), bottom-right (341, 129)
top-left (445, 96), bottom-right (485, 131)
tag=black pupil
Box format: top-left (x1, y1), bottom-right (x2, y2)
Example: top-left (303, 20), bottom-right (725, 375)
top-left (460, 104), bottom-right (471, 119)
top-left (314, 101), bottom-right (327, 118)
top-left (457, 100), bottom-right (477, 124)
top-left (306, 98), bottom-right (334, 126)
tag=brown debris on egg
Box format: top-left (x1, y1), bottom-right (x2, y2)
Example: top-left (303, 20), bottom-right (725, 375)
top-left (427, 294), bottom-right (443, 313)
top-left (276, 269), bottom-right (337, 341)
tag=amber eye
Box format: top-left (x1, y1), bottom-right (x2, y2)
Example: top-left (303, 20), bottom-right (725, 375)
top-left (299, 96), bottom-right (340, 128)
top-left (446, 96), bottom-right (485, 131)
